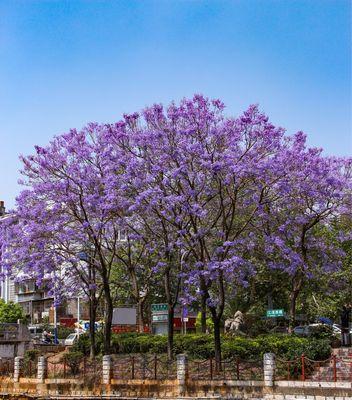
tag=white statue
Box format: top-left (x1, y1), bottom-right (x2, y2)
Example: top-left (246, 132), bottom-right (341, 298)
top-left (224, 311), bottom-right (244, 334)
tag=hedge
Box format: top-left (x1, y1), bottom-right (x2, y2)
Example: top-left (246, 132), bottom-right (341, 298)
top-left (72, 333), bottom-right (331, 361)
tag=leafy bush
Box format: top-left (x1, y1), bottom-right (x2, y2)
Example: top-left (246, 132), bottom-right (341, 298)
top-left (46, 326), bottom-right (75, 339)
top-left (70, 332), bottom-right (331, 361)
top-left (195, 313), bottom-right (214, 333)
top-left (24, 349), bottom-right (40, 361)
top-left (253, 334), bottom-right (331, 360)
top-left (308, 324), bottom-right (334, 340)
top-left (111, 333), bottom-right (167, 354)
top-left (71, 333), bottom-right (91, 355)
top-left (0, 300), bottom-right (24, 323)
top-left (61, 351), bottom-right (84, 375)
top-left (222, 336), bottom-right (261, 359)
top-left (174, 334), bottom-right (214, 358)
top-left (71, 332), bottom-right (104, 356)
top-left (23, 349), bottom-right (40, 376)
top-left (57, 326), bottom-right (75, 339)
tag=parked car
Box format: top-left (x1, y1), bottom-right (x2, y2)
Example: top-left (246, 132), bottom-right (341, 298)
top-left (293, 325), bottom-right (310, 336)
top-left (270, 325), bottom-right (289, 334)
top-left (64, 333), bottom-right (79, 346)
top-left (28, 325), bottom-right (44, 343)
top-left (293, 323), bottom-right (342, 337)
top-left (331, 323), bottom-right (352, 335)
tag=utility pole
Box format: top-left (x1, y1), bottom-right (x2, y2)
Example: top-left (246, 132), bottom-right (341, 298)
top-left (77, 296), bottom-right (81, 338)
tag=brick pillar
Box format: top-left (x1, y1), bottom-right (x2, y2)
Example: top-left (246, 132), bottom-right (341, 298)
top-left (177, 354), bottom-right (188, 396)
top-left (14, 356), bottom-right (23, 382)
top-left (263, 352), bottom-right (275, 387)
top-left (37, 356), bottom-right (47, 382)
top-left (102, 355), bottom-right (112, 384)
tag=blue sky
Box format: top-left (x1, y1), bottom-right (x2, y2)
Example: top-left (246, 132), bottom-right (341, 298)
top-left (1, 0), bottom-right (351, 209)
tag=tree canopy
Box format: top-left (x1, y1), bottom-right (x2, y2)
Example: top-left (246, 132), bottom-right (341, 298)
top-left (0, 95), bottom-right (351, 361)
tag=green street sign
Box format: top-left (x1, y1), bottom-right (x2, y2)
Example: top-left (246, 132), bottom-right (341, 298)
top-left (266, 309), bottom-right (284, 317)
top-left (152, 314), bottom-right (168, 322)
top-left (151, 303), bottom-right (168, 312)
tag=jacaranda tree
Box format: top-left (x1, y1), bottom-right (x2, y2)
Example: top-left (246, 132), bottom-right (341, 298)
top-left (0, 95), bottom-right (350, 362)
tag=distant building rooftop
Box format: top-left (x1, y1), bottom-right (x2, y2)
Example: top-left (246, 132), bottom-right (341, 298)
top-left (0, 201), bottom-right (5, 216)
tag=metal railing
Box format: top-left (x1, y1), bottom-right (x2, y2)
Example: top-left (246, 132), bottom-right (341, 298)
top-left (275, 353), bottom-right (352, 382)
top-left (188, 357), bottom-right (263, 380)
top-left (47, 357), bottom-right (100, 382)
top-left (22, 359), bottom-right (37, 378)
top-left (112, 354), bottom-right (177, 380)
top-left (2, 352), bottom-right (352, 383)
top-left (0, 324), bottom-right (19, 341)
top-left (0, 359), bottom-right (14, 377)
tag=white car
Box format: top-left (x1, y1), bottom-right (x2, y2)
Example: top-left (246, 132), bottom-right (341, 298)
top-left (64, 333), bottom-right (79, 346)
top-left (293, 325), bottom-right (310, 336)
top-left (332, 324), bottom-right (352, 335)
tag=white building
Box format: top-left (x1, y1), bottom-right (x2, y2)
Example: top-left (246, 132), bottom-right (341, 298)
top-left (0, 201), bottom-right (16, 303)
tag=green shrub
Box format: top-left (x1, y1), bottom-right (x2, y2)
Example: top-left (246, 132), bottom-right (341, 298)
top-left (71, 333), bottom-right (90, 355)
top-left (23, 349), bottom-right (40, 376)
top-left (308, 325), bottom-right (334, 340)
top-left (71, 332), bottom-right (104, 356)
top-left (46, 326), bottom-right (75, 340)
top-left (222, 336), bottom-right (261, 360)
top-left (173, 334), bottom-right (214, 358)
top-left (24, 349), bottom-right (40, 361)
top-left (253, 334), bottom-right (331, 361)
top-left (61, 351), bottom-right (84, 375)
top-left (111, 333), bottom-right (167, 354)
top-left (195, 313), bottom-right (214, 333)
top-left (69, 332), bottom-right (331, 361)
top-left (0, 300), bottom-right (24, 323)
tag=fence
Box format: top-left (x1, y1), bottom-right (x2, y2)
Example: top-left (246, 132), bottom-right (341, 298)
top-left (0, 358), bottom-right (14, 377)
top-left (47, 357), bottom-right (100, 382)
top-left (0, 324), bottom-right (19, 341)
top-left (112, 355), bottom-right (177, 380)
top-left (4, 351), bottom-right (352, 384)
top-left (22, 358), bottom-right (37, 378)
top-left (188, 358), bottom-right (263, 380)
top-left (111, 355), bottom-right (262, 381)
top-left (275, 353), bottom-right (352, 382)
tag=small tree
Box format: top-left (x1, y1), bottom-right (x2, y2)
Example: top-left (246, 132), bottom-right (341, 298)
top-left (0, 300), bottom-right (24, 323)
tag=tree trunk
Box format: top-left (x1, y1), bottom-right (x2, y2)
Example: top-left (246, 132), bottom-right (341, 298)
top-left (209, 273), bottom-right (225, 370)
top-left (288, 289), bottom-right (299, 333)
top-left (167, 304), bottom-right (175, 361)
top-left (137, 300), bottom-right (144, 333)
top-left (164, 269), bottom-right (175, 361)
top-left (130, 268), bottom-right (146, 333)
top-left (88, 260), bottom-right (97, 358)
top-left (102, 275), bottom-right (113, 354)
top-left (211, 313), bottom-right (222, 370)
top-left (288, 272), bottom-right (303, 333)
top-left (201, 293), bottom-right (207, 333)
top-left (89, 293), bottom-right (97, 358)
top-left (200, 277), bottom-right (208, 333)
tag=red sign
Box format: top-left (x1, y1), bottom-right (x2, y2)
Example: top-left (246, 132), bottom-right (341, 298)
top-left (112, 324), bottom-right (150, 334)
top-left (60, 317), bottom-right (77, 328)
top-left (173, 317), bottom-right (196, 329)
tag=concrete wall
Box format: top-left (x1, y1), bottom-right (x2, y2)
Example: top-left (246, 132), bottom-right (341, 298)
top-left (0, 378), bottom-right (351, 399)
top-left (0, 342), bottom-right (30, 358)
top-left (0, 352), bottom-right (351, 399)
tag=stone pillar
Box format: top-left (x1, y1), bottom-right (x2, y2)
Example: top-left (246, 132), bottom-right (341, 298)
top-left (263, 352), bottom-right (275, 387)
top-left (102, 355), bottom-right (112, 384)
top-left (14, 356), bottom-right (23, 382)
top-left (37, 356), bottom-right (47, 382)
top-left (177, 353), bottom-right (188, 396)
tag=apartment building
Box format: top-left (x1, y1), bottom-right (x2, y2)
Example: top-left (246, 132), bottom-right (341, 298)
top-left (0, 201), bottom-right (16, 303)
top-left (0, 201), bottom-right (62, 323)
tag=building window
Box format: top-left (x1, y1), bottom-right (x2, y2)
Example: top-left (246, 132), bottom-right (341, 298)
top-left (118, 230), bottom-right (128, 242)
